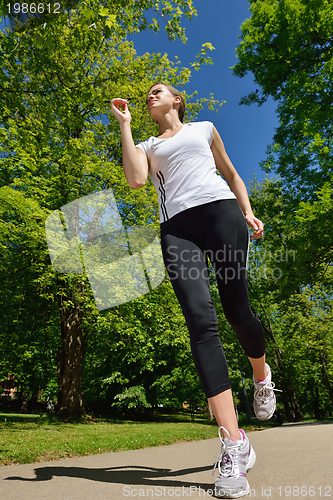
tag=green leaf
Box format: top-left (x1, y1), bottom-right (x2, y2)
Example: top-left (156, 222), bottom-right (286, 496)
top-left (31, 33), bottom-right (45, 46)
top-left (99, 7), bottom-right (110, 17)
top-left (83, 8), bottom-right (94, 20)
top-left (105, 15), bottom-right (117, 28)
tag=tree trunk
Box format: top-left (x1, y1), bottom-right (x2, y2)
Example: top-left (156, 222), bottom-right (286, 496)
top-left (285, 384), bottom-right (303, 421)
top-left (206, 401), bottom-right (214, 421)
top-left (20, 389), bottom-right (29, 413)
top-left (312, 382), bottom-right (321, 420)
top-left (55, 280), bottom-right (85, 419)
top-left (319, 349), bottom-right (333, 406)
top-left (281, 390), bottom-right (292, 421)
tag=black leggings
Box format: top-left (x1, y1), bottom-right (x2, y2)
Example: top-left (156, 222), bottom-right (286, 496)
top-left (160, 199), bottom-right (266, 398)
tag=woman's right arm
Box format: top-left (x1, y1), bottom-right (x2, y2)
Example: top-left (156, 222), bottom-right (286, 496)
top-left (110, 98), bottom-right (148, 189)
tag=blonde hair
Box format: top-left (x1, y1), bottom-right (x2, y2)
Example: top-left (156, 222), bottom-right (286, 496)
top-left (147, 82), bottom-right (186, 122)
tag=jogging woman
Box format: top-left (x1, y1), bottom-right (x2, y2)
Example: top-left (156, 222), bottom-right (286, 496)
top-left (110, 83), bottom-right (279, 499)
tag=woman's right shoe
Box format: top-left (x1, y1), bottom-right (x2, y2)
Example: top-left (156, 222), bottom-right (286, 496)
top-left (213, 426), bottom-right (256, 499)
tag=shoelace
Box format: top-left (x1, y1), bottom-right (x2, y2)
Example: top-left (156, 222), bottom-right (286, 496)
top-left (212, 426), bottom-right (239, 478)
top-left (254, 381), bottom-right (282, 403)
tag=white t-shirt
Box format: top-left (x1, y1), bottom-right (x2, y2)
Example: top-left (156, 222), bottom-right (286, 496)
top-left (135, 121), bottom-right (236, 223)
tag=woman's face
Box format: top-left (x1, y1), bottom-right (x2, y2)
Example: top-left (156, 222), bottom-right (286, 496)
top-left (146, 85), bottom-right (178, 119)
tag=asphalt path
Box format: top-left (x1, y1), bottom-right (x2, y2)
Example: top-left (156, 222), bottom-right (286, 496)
top-left (0, 421), bottom-right (332, 499)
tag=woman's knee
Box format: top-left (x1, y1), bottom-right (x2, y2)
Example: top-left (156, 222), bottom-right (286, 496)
top-left (185, 303), bottom-right (218, 337)
top-left (224, 306), bottom-right (254, 331)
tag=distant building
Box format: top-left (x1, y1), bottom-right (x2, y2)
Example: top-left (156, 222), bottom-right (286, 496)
top-left (0, 375), bottom-right (17, 399)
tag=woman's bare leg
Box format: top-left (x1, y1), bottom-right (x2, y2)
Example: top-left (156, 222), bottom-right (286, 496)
top-left (208, 355), bottom-right (270, 440)
top-left (208, 389), bottom-right (241, 441)
top-left (248, 354), bottom-right (269, 381)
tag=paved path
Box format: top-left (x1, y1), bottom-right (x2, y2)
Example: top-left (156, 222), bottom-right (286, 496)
top-left (0, 421), bottom-right (332, 499)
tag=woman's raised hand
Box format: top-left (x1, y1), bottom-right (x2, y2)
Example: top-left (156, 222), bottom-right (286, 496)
top-left (110, 98), bottom-right (132, 124)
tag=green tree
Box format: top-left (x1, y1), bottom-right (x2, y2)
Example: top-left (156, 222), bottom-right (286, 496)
top-left (247, 177), bottom-right (333, 419)
top-left (233, 0), bottom-right (333, 194)
top-left (82, 277), bottom-right (196, 415)
top-left (230, 2), bottom-right (333, 419)
top-left (1, 0), bottom-right (197, 42)
top-left (233, 0), bottom-right (333, 286)
top-left (0, 187), bottom-right (59, 410)
top-left (0, 3), bottom-right (220, 417)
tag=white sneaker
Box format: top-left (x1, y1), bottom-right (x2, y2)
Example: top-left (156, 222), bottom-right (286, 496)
top-left (253, 363), bottom-right (282, 420)
top-left (213, 426), bottom-right (256, 498)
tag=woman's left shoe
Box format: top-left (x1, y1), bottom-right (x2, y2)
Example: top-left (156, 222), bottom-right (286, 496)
top-left (253, 363), bottom-right (282, 420)
top-left (213, 426), bottom-right (256, 499)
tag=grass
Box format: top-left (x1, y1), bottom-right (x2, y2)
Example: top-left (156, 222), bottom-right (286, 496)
top-left (0, 411), bottom-right (279, 466)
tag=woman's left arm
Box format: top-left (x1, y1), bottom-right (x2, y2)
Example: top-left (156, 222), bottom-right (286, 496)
top-left (211, 125), bottom-right (264, 239)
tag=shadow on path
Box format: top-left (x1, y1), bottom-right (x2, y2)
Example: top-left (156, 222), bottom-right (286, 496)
top-left (3, 463), bottom-right (215, 491)
top-left (282, 420), bottom-right (333, 428)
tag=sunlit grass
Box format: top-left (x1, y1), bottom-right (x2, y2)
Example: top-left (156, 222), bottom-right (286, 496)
top-left (0, 411), bottom-right (278, 465)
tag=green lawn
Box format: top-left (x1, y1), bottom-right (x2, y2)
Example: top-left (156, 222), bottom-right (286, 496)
top-left (0, 412), bottom-right (278, 466)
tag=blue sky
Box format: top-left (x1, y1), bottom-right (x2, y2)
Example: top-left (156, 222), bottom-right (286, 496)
top-left (131, 0), bottom-right (279, 187)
